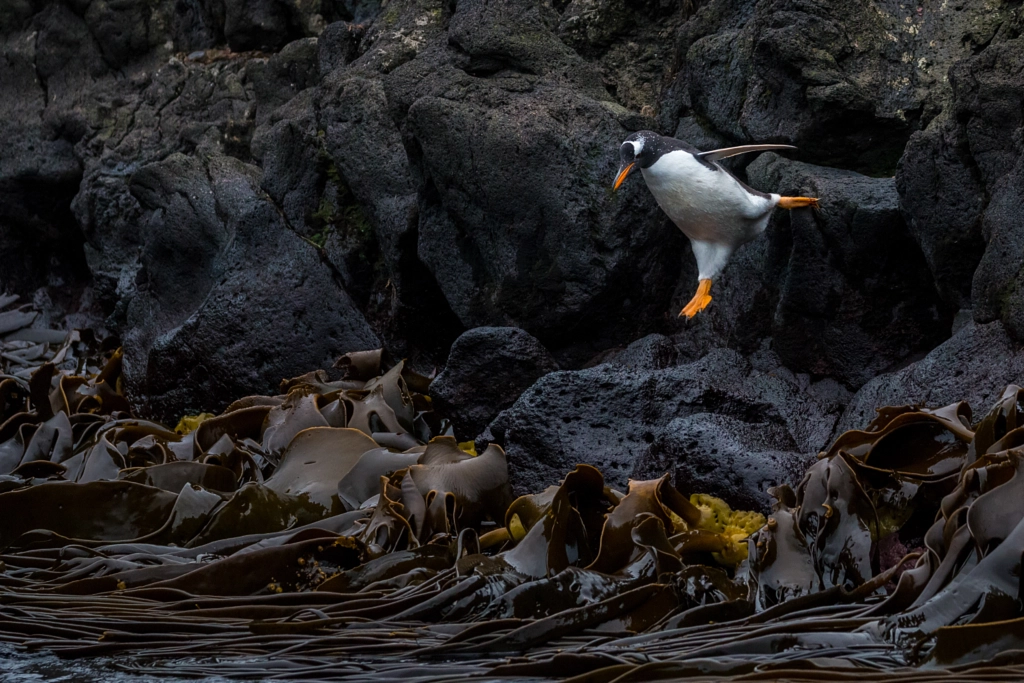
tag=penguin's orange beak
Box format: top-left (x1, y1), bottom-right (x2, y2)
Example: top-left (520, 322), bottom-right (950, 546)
top-left (613, 162), bottom-right (635, 191)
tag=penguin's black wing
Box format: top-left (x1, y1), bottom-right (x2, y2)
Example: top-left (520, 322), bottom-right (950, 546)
top-left (697, 144), bottom-right (797, 162)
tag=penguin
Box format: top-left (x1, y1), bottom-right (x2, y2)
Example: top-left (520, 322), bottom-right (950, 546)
top-left (612, 131), bottom-right (818, 318)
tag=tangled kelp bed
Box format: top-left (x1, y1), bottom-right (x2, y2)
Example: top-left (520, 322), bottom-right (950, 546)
top-left (3, 342), bottom-right (1024, 681)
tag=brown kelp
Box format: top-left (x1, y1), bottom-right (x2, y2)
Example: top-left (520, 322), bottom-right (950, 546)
top-left (3, 345), bottom-right (1024, 682)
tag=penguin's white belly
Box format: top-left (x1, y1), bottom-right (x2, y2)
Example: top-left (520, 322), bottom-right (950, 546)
top-left (640, 151), bottom-right (774, 245)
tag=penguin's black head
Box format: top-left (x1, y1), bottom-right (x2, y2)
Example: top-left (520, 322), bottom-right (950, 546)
top-left (613, 131), bottom-right (658, 191)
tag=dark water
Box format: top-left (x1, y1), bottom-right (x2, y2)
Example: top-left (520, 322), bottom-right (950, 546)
top-left (0, 645), bottom-right (236, 683)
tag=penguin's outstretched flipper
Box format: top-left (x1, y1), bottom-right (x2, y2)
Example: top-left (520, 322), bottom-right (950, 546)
top-left (698, 144), bottom-right (797, 163)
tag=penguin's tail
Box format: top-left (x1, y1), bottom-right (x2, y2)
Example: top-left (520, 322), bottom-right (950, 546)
top-left (778, 196), bottom-right (819, 210)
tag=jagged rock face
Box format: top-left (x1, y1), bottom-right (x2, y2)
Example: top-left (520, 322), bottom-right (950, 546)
top-left (430, 326), bottom-right (558, 440)
top-left (1, 0), bottom-right (1022, 439)
top-left (671, 0), bottom-right (1014, 174)
top-left (899, 37), bottom-right (1024, 337)
top-left (314, 0), bottom-right (686, 358)
top-left (0, 1), bottom-right (383, 417)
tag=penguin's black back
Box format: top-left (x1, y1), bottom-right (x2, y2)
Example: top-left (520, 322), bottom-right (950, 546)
top-left (627, 131), bottom-right (771, 201)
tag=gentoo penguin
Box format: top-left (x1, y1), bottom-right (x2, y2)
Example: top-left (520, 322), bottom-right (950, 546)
top-left (613, 131), bottom-right (818, 318)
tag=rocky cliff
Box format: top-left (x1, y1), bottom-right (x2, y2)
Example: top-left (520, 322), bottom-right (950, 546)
top-left (2, 0), bottom-right (1022, 506)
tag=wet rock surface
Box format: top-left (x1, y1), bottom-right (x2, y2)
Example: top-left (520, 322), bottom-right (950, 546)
top-left (637, 414), bottom-right (814, 514)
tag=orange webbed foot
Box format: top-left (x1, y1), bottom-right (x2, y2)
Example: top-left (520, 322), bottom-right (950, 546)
top-left (679, 279), bottom-right (713, 319)
top-left (778, 196), bottom-right (819, 210)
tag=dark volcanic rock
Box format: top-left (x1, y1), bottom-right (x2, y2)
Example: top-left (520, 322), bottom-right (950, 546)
top-left (316, 0), bottom-right (685, 363)
top-left (406, 83), bottom-right (677, 344)
top-left (557, 0), bottom-right (698, 119)
top-left (608, 333), bottom-right (680, 371)
top-left (223, 0), bottom-right (300, 52)
top-left (957, 40), bottom-right (1024, 341)
top-left (675, 0), bottom-right (1013, 174)
top-left (222, 0), bottom-right (346, 52)
top-left (896, 114), bottom-right (987, 311)
top-left (431, 327), bottom-right (558, 440)
top-left (122, 154), bottom-right (379, 421)
top-left (897, 37), bottom-right (1024, 321)
top-left (70, 53), bottom-right (261, 308)
top-left (486, 348), bottom-right (844, 497)
top-left (3, 0), bottom-right (1021, 441)
top-left (0, 20), bottom-right (88, 306)
top-left (638, 414), bottom-right (814, 513)
top-left (837, 320), bottom-right (1024, 435)
top-left (747, 154), bottom-right (951, 386)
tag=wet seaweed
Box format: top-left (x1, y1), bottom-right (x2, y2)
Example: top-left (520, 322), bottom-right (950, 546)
top-left (2, 342), bottom-right (1024, 681)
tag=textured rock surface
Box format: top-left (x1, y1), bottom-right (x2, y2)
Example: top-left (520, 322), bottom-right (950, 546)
top-left (608, 333), bottom-right (680, 371)
top-left (485, 348), bottom-right (845, 497)
top-left (956, 39), bottom-right (1024, 340)
top-left (748, 154), bottom-right (950, 386)
top-left (122, 154), bottom-right (379, 421)
top-left (837, 320), bottom-right (1024, 435)
top-left (1, 0), bottom-right (1022, 449)
top-left (637, 414), bottom-right (814, 513)
top-left (430, 327), bottom-right (558, 440)
top-left (672, 0), bottom-right (1015, 174)
top-left (897, 37), bottom-right (1024, 323)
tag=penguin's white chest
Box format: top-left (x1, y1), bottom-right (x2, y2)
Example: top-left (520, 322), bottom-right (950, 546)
top-left (640, 151), bottom-right (774, 244)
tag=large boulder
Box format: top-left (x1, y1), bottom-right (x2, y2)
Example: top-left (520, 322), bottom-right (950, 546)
top-left (431, 327), bottom-right (558, 440)
top-left (121, 154), bottom-right (379, 421)
top-left (485, 347), bottom-right (845, 497)
top-left (837, 320), bottom-right (1024, 435)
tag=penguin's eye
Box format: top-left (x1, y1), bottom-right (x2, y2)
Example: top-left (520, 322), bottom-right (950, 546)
top-left (620, 142), bottom-right (635, 161)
